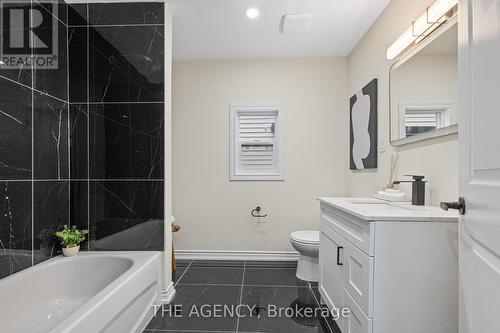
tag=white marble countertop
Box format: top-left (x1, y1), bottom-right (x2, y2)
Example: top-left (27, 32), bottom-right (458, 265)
top-left (317, 197), bottom-right (459, 222)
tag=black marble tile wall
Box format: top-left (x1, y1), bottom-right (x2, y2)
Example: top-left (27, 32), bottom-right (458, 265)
top-left (68, 4), bottom-right (88, 26)
top-left (0, 0), bottom-right (70, 279)
top-left (88, 25), bottom-right (164, 103)
top-left (69, 180), bottom-right (88, 247)
top-left (0, 77), bottom-right (32, 180)
top-left (34, 93), bottom-right (69, 180)
top-left (32, 1), bottom-right (68, 100)
top-left (0, 1), bottom-right (165, 279)
top-left (88, 3), bottom-right (164, 25)
top-left (68, 2), bottom-right (165, 252)
top-left (87, 181), bottom-right (164, 251)
top-left (89, 103), bottom-right (164, 179)
top-left (68, 27), bottom-right (88, 103)
top-left (0, 181), bottom-right (32, 279)
top-left (33, 181), bottom-right (69, 264)
top-left (69, 104), bottom-right (88, 179)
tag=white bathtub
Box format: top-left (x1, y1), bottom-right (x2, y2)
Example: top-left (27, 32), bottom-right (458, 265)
top-left (0, 251), bottom-right (162, 333)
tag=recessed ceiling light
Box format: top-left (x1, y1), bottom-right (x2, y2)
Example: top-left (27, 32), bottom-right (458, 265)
top-left (245, 7), bottom-right (259, 19)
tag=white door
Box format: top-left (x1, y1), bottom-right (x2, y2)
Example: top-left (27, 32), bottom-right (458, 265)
top-left (459, 0), bottom-right (500, 332)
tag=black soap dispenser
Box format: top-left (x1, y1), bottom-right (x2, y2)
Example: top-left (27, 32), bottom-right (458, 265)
top-left (393, 175), bottom-right (426, 206)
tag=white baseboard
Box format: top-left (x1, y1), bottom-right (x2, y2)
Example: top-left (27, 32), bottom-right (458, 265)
top-left (174, 250), bottom-right (299, 261)
top-left (161, 281), bottom-right (176, 304)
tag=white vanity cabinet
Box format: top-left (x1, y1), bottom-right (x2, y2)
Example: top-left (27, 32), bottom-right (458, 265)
top-left (318, 198), bottom-right (458, 333)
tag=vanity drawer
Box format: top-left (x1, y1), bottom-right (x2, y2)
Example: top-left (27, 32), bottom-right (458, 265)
top-left (320, 204), bottom-right (374, 256)
top-left (344, 289), bottom-right (373, 333)
top-left (343, 238), bottom-right (374, 318)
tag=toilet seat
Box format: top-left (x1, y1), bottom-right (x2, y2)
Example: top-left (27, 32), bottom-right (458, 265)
top-left (290, 230), bottom-right (319, 246)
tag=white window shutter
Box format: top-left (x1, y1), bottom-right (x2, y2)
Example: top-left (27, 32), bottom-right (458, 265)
top-left (230, 105), bottom-right (284, 180)
top-left (405, 111), bottom-right (438, 128)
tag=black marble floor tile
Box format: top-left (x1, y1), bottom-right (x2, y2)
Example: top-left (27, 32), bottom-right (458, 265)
top-left (146, 285), bottom-right (241, 332)
top-left (320, 315), bottom-right (342, 333)
top-left (309, 282), bottom-right (321, 302)
top-left (33, 93), bottom-right (69, 179)
top-left (245, 261), bottom-right (298, 269)
top-left (173, 267), bottom-right (186, 284)
top-left (144, 331), bottom-right (234, 333)
top-left (68, 27), bottom-right (88, 103)
top-left (0, 77), bottom-right (32, 180)
top-left (0, 181), bottom-right (32, 279)
top-left (244, 268), bottom-right (301, 287)
top-left (178, 267), bottom-right (243, 286)
top-left (88, 2), bottom-right (164, 25)
top-left (89, 103), bottom-right (163, 179)
top-left (33, 181), bottom-right (69, 264)
top-left (238, 286), bottom-right (328, 333)
top-left (190, 260), bottom-right (245, 268)
top-left (69, 104), bottom-right (88, 179)
top-left (144, 261), bottom-right (336, 333)
top-left (175, 259), bottom-right (192, 268)
top-left (88, 25), bottom-right (164, 103)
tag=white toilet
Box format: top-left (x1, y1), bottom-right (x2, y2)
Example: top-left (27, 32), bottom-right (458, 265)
top-left (290, 230), bottom-right (319, 282)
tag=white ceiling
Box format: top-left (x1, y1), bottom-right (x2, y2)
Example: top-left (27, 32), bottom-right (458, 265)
top-left (166, 0), bottom-right (391, 60)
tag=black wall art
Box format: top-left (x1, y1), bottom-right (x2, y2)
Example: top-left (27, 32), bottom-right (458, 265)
top-left (349, 79), bottom-right (378, 170)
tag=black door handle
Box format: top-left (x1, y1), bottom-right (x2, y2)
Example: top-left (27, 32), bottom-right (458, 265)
top-left (336, 246), bottom-right (343, 266)
top-left (440, 197), bottom-right (466, 215)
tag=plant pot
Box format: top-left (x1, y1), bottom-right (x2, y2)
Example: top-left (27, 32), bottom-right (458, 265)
top-left (62, 244), bottom-right (80, 257)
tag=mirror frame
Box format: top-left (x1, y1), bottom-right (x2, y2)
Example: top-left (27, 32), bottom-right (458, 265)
top-left (389, 15), bottom-right (458, 146)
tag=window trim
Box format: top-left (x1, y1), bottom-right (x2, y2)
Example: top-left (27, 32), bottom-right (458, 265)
top-left (229, 104), bottom-right (285, 181)
top-left (398, 102), bottom-right (455, 139)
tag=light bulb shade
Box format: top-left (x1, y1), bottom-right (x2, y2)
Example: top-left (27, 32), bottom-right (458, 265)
top-left (428, 0), bottom-right (457, 22)
top-left (386, 0), bottom-right (457, 60)
top-left (387, 27), bottom-right (415, 60)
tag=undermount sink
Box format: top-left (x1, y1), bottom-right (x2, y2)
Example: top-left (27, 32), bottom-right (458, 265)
top-left (344, 198), bottom-right (387, 204)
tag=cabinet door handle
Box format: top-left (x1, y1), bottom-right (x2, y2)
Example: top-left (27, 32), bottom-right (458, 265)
top-left (336, 246), bottom-right (343, 266)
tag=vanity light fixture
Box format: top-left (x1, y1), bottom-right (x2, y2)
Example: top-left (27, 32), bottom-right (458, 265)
top-left (386, 0), bottom-right (457, 60)
top-left (245, 7), bottom-right (260, 19)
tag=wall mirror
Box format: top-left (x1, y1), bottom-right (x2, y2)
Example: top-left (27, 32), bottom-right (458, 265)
top-left (390, 17), bottom-right (458, 145)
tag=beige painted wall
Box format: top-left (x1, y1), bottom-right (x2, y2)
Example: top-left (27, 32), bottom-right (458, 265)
top-left (347, 0), bottom-right (459, 205)
top-left (172, 58), bottom-right (347, 251)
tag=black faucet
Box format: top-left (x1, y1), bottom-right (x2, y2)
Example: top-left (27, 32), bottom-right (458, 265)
top-left (393, 175), bottom-right (426, 206)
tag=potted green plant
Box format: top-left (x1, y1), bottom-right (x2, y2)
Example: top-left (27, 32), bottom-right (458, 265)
top-left (55, 225), bottom-right (88, 257)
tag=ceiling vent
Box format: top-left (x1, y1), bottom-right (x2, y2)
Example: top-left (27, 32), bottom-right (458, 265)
top-left (280, 13), bottom-right (312, 35)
